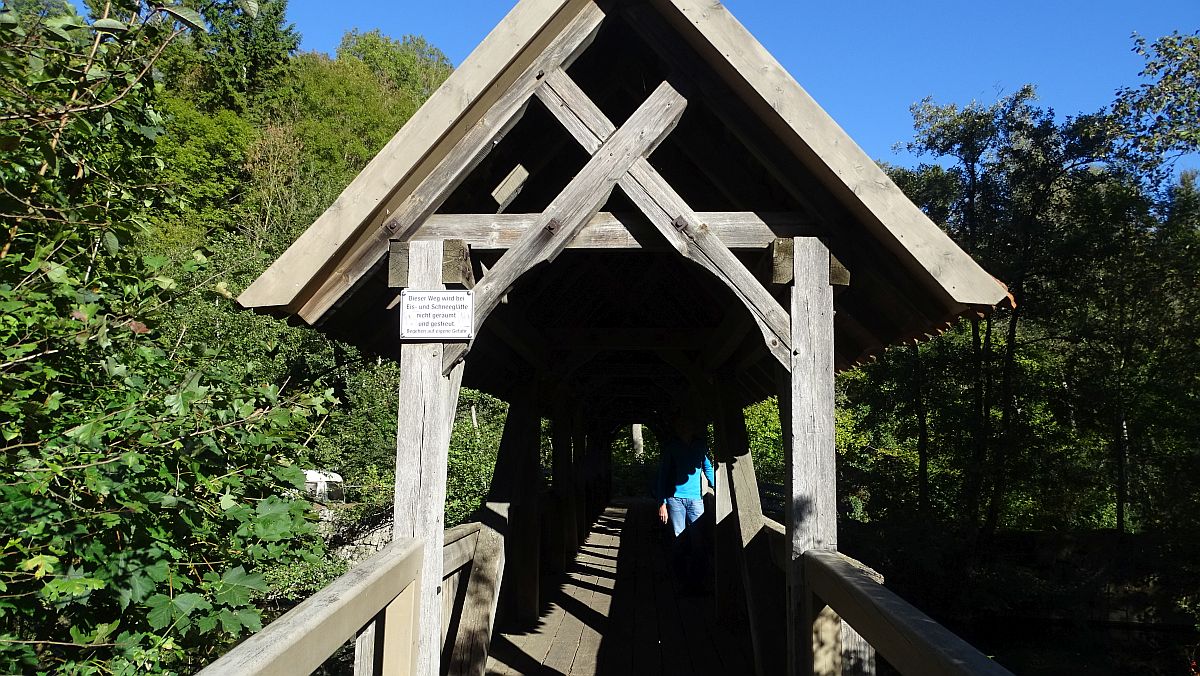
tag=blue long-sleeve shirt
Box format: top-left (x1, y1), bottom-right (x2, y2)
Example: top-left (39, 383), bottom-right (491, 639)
top-left (656, 436), bottom-right (716, 504)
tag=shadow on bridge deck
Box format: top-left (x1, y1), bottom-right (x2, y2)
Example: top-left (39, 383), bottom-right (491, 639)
top-left (485, 500), bottom-right (754, 676)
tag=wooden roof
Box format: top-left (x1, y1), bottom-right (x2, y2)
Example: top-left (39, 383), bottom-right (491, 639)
top-left (238, 0), bottom-right (1009, 420)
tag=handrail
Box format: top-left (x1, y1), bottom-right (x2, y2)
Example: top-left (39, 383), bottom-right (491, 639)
top-left (442, 522), bottom-right (481, 577)
top-left (758, 518), bottom-right (1010, 675)
top-left (803, 550), bottom-right (1013, 676)
top-left (198, 537), bottom-right (423, 676)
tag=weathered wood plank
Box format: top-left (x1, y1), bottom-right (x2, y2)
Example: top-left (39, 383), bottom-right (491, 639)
top-left (771, 239), bottom-right (851, 289)
top-left (779, 237), bottom-right (836, 676)
top-left (292, 3), bottom-right (608, 323)
top-left (441, 524), bottom-right (480, 577)
top-left (442, 80), bottom-right (688, 371)
top-left (392, 241), bottom-right (465, 676)
top-left (536, 67), bottom-right (792, 368)
top-left (448, 506), bottom-right (507, 676)
top-left (354, 615), bottom-right (383, 676)
top-left (491, 164), bottom-right (530, 212)
top-left (411, 211), bottom-right (814, 249)
top-left (388, 239), bottom-right (474, 289)
top-left (772, 238), bottom-right (795, 285)
top-left (570, 511), bottom-right (620, 674)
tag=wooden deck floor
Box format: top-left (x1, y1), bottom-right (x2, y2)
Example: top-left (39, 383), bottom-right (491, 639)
top-left (485, 500), bottom-right (755, 676)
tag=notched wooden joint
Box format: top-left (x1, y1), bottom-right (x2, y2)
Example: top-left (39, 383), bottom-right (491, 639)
top-left (829, 254), bottom-right (851, 287)
top-left (388, 240), bottom-right (474, 289)
top-left (388, 241), bottom-right (409, 288)
top-left (442, 239), bottom-right (475, 289)
top-left (771, 238), bottom-right (793, 285)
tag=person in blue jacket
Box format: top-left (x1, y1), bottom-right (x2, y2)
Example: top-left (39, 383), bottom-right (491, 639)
top-left (655, 412), bottom-right (716, 537)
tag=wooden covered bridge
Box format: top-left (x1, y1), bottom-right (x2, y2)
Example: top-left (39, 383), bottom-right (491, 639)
top-left (201, 0), bottom-right (1016, 674)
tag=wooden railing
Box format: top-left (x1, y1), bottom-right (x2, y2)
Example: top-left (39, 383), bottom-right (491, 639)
top-left (198, 522), bottom-right (484, 676)
top-left (197, 537), bottom-right (424, 676)
top-left (759, 518), bottom-right (1014, 676)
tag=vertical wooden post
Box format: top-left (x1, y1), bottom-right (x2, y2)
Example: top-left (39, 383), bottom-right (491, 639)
top-left (714, 376), bottom-right (786, 676)
top-left (354, 612), bottom-right (384, 676)
top-left (552, 401), bottom-right (579, 560)
top-left (499, 382), bottom-right (542, 629)
top-left (712, 402), bottom-right (738, 620)
top-left (779, 237), bottom-right (837, 676)
top-left (393, 240), bottom-right (465, 676)
top-left (572, 409), bottom-right (590, 538)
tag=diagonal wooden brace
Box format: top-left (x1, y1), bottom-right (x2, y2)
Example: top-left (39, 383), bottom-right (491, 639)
top-left (442, 80), bottom-right (688, 373)
top-left (537, 68), bottom-right (792, 368)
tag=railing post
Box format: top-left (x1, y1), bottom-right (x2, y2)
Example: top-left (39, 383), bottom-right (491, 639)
top-left (380, 580), bottom-right (421, 675)
top-left (354, 614), bottom-right (384, 675)
top-left (779, 237), bottom-right (837, 676)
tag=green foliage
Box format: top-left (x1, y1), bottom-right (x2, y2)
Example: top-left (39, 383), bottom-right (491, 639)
top-left (337, 29), bottom-right (451, 103)
top-left (1115, 31), bottom-right (1200, 172)
top-left (0, 4), bottom-right (337, 672)
top-left (839, 31), bottom-right (1199, 545)
top-left (163, 0), bottom-right (300, 113)
top-left (446, 390), bottom-right (505, 526)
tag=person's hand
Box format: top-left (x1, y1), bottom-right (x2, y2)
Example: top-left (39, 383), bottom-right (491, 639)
top-left (658, 503), bottom-right (668, 525)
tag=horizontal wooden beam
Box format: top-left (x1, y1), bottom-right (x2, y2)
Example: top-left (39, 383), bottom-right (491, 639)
top-left (411, 211), bottom-right (813, 250)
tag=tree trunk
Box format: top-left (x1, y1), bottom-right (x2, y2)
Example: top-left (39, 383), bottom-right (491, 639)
top-left (983, 301), bottom-right (1022, 536)
top-left (631, 423), bottom-right (644, 461)
top-left (961, 317), bottom-right (990, 528)
top-left (911, 344), bottom-right (930, 516)
top-left (1115, 396), bottom-right (1130, 536)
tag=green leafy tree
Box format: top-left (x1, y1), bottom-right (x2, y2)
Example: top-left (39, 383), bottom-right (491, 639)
top-left (0, 3), bottom-right (333, 672)
top-left (337, 29), bottom-right (451, 109)
top-left (164, 0), bottom-right (299, 113)
top-left (1115, 31), bottom-right (1200, 176)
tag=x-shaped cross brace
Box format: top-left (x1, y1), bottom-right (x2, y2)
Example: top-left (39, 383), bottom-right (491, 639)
top-left (444, 71), bottom-right (792, 373)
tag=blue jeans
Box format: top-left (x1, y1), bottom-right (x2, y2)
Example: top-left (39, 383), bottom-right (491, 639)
top-left (665, 497), bottom-right (704, 537)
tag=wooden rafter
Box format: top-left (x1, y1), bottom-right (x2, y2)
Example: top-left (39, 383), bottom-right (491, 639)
top-left (536, 67), bottom-right (792, 368)
top-left (291, 3), bottom-right (608, 323)
top-left (442, 80), bottom-right (689, 372)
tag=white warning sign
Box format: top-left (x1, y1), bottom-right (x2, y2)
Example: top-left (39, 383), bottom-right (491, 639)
top-left (400, 290), bottom-right (474, 340)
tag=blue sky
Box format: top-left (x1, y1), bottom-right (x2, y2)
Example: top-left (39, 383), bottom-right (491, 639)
top-left (288, 0), bottom-right (1198, 169)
